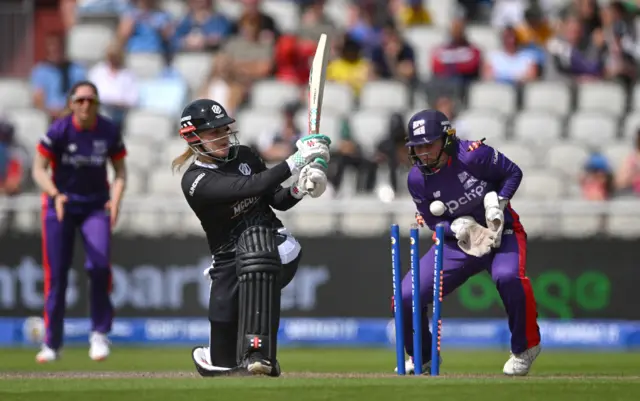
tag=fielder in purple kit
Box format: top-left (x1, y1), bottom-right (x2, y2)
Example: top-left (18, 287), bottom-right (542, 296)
top-left (31, 81), bottom-right (127, 363)
top-left (396, 109), bottom-right (541, 376)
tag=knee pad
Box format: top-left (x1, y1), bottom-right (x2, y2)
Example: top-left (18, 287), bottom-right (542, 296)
top-left (281, 251), bottom-right (302, 289)
top-left (235, 226), bottom-right (282, 364)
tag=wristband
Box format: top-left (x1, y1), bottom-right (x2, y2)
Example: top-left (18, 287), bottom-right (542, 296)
top-left (290, 185), bottom-right (306, 200)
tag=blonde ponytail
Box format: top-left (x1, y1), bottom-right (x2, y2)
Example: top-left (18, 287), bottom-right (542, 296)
top-left (171, 147), bottom-right (196, 172)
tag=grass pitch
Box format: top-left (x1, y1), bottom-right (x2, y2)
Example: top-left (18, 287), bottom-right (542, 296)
top-left (1, 348), bottom-right (639, 401)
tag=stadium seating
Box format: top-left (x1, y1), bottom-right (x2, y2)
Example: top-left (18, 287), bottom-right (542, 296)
top-left (1, 0), bottom-right (638, 237)
top-left (512, 111), bottom-right (563, 145)
top-left (567, 112), bottom-right (618, 147)
top-left (359, 80), bottom-right (411, 112)
top-left (250, 80), bottom-right (301, 110)
top-left (0, 79), bottom-right (31, 109)
top-left (468, 82), bottom-right (517, 116)
top-left (455, 110), bottom-right (507, 142)
top-left (172, 52), bottom-right (214, 93)
top-left (66, 24), bottom-right (115, 66)
top-left (546, 142), bottom-right (590, 178)
top-left (5, 108), bottom-right (49, 148)
top-left (350, 110), bottom-right (393, 158)
top-left (576, 81), bottom-right (627, 118)
top-left (125, 54), bottom-right (165, 80)
top-left (522, 81), bottom-right (572, 116)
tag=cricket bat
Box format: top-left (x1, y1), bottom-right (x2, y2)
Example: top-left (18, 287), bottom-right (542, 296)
top-left (306, 33), bottom-right (330, 192)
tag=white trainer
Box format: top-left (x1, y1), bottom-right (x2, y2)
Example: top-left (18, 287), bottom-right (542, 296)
top-left (394, 356), bottom-right (442, 375)
top-left (503, 344), bottom-right (541, 376)
top-left (36, 344), bottom-right (59, 363)
top-left (89, 331), bottom-right (110, 361)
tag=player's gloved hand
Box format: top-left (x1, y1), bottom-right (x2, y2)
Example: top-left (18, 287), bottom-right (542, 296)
top-left (290, 158), bottom-right (328, 199)
top-left (484, 191), bottom-right (507, 248)
top-left (286, 134), bottom-right (331, 174)
top-left (451, 216), bottom-right (496, 258)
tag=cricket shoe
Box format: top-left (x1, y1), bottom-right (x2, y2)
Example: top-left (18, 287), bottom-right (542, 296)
top-left (36, 344), bottom-right (59, 363)
top-left (191, 347), bottom-right (249, 377)
top-left (394, 356), bottom-right (442, 375)
top-left (246, 352), bottom-right (281, 377)
top-left (503, 344), bottom-right (541, 376)
top-left (89, 331), bottom-right (110, 361)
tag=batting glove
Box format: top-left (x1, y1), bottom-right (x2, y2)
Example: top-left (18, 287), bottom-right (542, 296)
top-left (286, 134), bottom-right (331, 175)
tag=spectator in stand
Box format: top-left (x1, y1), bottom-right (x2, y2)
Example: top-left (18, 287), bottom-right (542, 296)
top-left (482, 26), bottom-right (538, 85)
top-left (374, 112), bottom-right (411, 194)
top-left (0, 119), bottom-right (23, 196)
top-left (397, 0), bottom-right (432, 27)
top-left (326, 118), bottom-right (377, 195)
top-left (88, 41), bottom-right (138, 134)
top-left (491, 0), bottom-right (527, 29)
top-left (172, 0), bottom-right (233, 52)
top-left (600, 2), bottom-right (638, 88)
top-left (297, 0), bottom-right (335, 42)
top-left (614, 128), bottom-right (640, 196)
top-left (59, 0), bottom-right (132, 30)
top-left (117, 0), bottom-right (174, 54)
top-left (256, 103), bottom-right (302, 163)
top-left (346, 0), bottom-right (386, 54)
top-left (230, 0), bottom-right (280, 44)
top-left (274, 35), bottom-right (310, 86)
top-left (580, 153), bottom-right (614, 200)
top-left (457, 0), bottom-right (492, 23)
top-left (563, 0), bottom-right (602, 47)
top-left (514, 4), bottom-right (552, 76)
top-left (547, 13), bottom-right (605, 81)
top-left (223, 13), bottom-right (274, 102)
top-left (326, 34), bottom-right (372, 96)
top-left (31, 33), bottom-right (87, 121)
top-left (515, 3), bottom-right (554, 47)
top-left (603, 22), bottom-right (637, 87)
top-left (431, 16), bottom-right (482, 86)
top-left (198, 53), bottom-right (244, 116)
top-left (432, 94), bottom-right (471, 139)
top-left (370, 21), bottom-right (416, 83)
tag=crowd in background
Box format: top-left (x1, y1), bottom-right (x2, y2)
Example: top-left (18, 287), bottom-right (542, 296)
top-left (1, 0), bottom-right (640, 202)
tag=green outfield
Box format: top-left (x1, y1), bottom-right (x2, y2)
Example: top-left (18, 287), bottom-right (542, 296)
top-left (1, 348), bottom-right (639, 401)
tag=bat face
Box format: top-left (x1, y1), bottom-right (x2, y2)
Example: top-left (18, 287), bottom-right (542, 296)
top-left (308, 33), bottom-right (329, 136)
top-left (304, 33), bottom-right (330, 192)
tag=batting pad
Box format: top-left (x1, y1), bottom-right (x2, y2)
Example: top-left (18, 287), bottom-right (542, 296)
top-left (235, 226), bottom-right (282, 364)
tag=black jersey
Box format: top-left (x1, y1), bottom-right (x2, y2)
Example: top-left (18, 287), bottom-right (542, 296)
top-left (181, 146), bottom-right (302, 256)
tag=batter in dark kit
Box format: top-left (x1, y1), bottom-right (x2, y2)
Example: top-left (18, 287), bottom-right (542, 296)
top-left (173, 99), bottom-right (331, 377)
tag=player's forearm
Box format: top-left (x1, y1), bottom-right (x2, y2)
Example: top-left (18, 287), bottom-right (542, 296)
top-left (197, 162), bottom-right (292, 203)
top-left (270, 187), bottom-right (302, 211)
top-left (497, 164), bottom-right (523, 200)
top-left (110, 176), bottom-right (126, 207)
top-left (32, 166), bottom-right (59, 197)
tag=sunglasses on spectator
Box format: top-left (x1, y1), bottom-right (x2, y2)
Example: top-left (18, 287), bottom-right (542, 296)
top-left (72, 96), bottom-right (98, 105)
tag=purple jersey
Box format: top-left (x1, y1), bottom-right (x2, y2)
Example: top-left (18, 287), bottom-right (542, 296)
top-left (37, 115), bottom-right (126, 209)
top-left (408, 139), bottom-right (523, 237)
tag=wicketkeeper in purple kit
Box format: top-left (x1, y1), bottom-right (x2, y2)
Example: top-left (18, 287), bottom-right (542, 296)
top-left (31, 81), bottom-right (127, 363)
top-left (395, 109), bottom-right (541, 376)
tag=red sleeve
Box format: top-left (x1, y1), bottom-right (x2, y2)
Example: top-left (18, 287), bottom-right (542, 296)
top-left (454, 46), bottom-right (482, 76)
top-left (110, 149), bottom-right (127, 161)
top-left (6, 158), bottom-right (23, 180)
top-left (431, 47), bottom-right (443, 75)
top-left (431, 45), bottom-right (482, 77)
top-left (36, 143), bottom-right (54, 160)
top-left (109, 131), bottom-right (127, 161)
